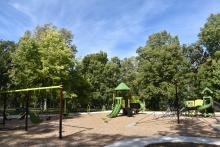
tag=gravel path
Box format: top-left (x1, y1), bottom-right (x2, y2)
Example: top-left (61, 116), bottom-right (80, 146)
top-left (0, 112), bottom-right (220, 146)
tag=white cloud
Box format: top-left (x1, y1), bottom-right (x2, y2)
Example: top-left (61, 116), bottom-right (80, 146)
top-left (2, 0), bottom-right (220, 58)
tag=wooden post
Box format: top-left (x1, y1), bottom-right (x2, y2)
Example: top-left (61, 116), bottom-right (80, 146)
top-left (175, 81), bottom-right (180, 124)
top-left (25, 93), bottom-right (29, 131)
top-left (59, 86), bottom-right (64, 139)
top-left (3, 94), bottom-right (6, 125)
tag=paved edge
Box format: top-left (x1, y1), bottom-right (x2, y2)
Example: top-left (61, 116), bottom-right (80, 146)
top-left (105, 136), bottom-right (220, 147)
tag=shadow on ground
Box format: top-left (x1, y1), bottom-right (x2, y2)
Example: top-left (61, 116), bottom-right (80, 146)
top-left (0, 116), bottom-right (220, 146)
top-left (0, 130), bottom-right (139, 147)
top-left (156, 117), bottom-right (220, 138)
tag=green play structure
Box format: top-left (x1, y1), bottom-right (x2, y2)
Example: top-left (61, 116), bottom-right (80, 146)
top-left (183, 87), bottom-right (214, 117)
top-left (108, 97), bottom-right (122, 118)
top-left (108, 82), bottom-right (145, 118)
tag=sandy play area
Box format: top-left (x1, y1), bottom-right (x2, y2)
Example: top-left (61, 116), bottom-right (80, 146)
top-left (0, 112), bottom-right (220, 146)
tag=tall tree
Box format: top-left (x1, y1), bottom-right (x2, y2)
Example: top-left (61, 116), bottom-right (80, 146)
top-left (81, 51), bottom-right (108, 107)
top-left (199, 13), bottom-right (220, 55)
top-left (120, 57), bottom-right (138, 95)
top-left (181, 43), bottom-right (208, 98)
top-left (10, 32), bottom-right (39, 88)
top-left (137, 31), bottom-right (188, 110)
top-left (0, 40), bottom-right (16, 90)
top-left (10, 24), bottom-right (75, 87)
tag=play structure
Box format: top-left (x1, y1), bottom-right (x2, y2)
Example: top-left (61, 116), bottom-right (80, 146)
top-left (0, 85), bottom-right (64, 139)
top-left (183, 87), bottom-right (215, 117)
top-left (108, 82), bottom-right (145, 118)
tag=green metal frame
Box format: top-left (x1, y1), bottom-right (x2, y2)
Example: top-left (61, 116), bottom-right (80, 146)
top-left (0, 85), bottom-right (62, 94)
top-left (0, 85), bottom-right (64, 139)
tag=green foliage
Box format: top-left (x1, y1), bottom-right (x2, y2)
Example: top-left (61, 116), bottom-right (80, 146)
top-left (10, 31), bottom-right (40, 87)
top-left (2, 13), bottom-right (220, 111)
top-left (10, 24), bottom-right (75, 88)
top-left (137, 31), bottom-right (189, 110)
top-left (80, 51), bottom-right (114, 107)
top-left (199, 14), bottom-right (220, 55)
top-left (197, 57), bottom-right (220, 101)
top-left (130, 96), bottom-right (140, 103)
top-left (0, 40), bottom-right (16, 90)
top-left (120, 57), bottom-right (138, 94)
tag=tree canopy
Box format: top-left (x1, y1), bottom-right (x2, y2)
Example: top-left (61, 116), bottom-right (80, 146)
top-left (1, 13), bottom-right (220, 111)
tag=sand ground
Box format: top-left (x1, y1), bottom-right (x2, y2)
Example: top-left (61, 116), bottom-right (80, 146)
top-left (0, 112), bottom-right (220, 146)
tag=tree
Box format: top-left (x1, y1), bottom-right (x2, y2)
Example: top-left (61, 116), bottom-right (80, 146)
top-left (199, 13), bottom-right (220, 55)
top-left (197, 55), bottom-right (220, 101)
top-left (136, 31), bottom-right (188, 110)
top-left (0, 40), bottom-right (16, 90)
top-left (10, 24), bottom-right (76, 110)
top-left (36, 25), bottom-right (75, 85)
top-left (10, 24), bottom-right (75, 87)
top-left (10, 32), bottom-right (40, 88)
top-left (181, 43), bottom-right (208, 99)
top-left (81, 51), bottom-right (108, 107)
top-left (182, 43), bottom-right (207, 69)
top-left (120, 57), bottom-right (138, 95)
top-left (197, 13), bottom-right (220, 101)
top-left (67, 60), bottom-right (92, 109)
top-left (103, 57), bottom-right (121, 106)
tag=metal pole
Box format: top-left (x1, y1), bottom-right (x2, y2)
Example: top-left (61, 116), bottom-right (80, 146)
top-left (59, 86), bottom-right (64, 139)
top-left (25, 93), bottom-right (29, 131)
top-left (3, 94), bottom-right (6, 125)
top-left (175, 81), bottom-right (180, 124)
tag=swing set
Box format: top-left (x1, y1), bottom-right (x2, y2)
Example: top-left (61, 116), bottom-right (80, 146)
top-left (0, 85), bottom-right (64, 139)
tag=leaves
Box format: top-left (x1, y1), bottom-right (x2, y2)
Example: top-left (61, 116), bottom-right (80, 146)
top-left (137, 31), bottom-right (189, 110)
top-left (199, 14), bottom-right (220, 55)
top-left (10, 25), bottom-right (75, 88)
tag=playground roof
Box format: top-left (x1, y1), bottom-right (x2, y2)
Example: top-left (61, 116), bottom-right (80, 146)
top-left (201, 87), bottom-right (213, 95)
top-left (115, 82), bottom-right (130, 91)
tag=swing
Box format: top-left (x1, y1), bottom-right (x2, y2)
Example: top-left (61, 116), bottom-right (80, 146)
top-left (24, 89), bottom-right (43, 124)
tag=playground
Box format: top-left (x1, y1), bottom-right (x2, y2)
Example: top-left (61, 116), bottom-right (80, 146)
top-left (0, 112), bottom-right (220, 146)
top-left (1, 83), bottom-right (220, 146)
top-left (2, 2), bottom-right (220, 146)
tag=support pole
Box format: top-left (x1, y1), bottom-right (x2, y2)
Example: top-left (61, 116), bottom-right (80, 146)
top-left (25, 93), bottom-right (29, 131)
top-left (3, 94), bottom-right (6, 125)
top-left (59, 86), bottom-right (64, 139)
top-left (175, 81), bottom-right (180, 124)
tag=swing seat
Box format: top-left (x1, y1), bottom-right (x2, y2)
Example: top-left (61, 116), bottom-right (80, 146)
top-left (19, 112), bottom-right (26, 120)
top-left (29, 112), bottom-right (43, 124)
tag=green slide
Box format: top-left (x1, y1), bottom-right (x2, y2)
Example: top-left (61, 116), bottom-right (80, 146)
top-left (198, 103), bottom-right (212, 111)
top-left (108, 97), bottom-right (122, 118)
top-left (198, 96), bottom-right (214, 116)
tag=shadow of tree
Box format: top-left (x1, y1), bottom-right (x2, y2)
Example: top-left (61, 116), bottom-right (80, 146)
top-left (0, 130), bottom-right (140, 147)
top-left (1, 115), bottom-right (220, 146)
top-left (155, 117), bottom-right (220, 138)
top-left (0, 112), bottom-right (84, 131)
top-left (0, 113), bottom-right (139, 146)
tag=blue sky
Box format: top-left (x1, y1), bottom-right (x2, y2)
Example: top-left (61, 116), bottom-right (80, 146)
top-left (0, 0), bottom-right (220, 58)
